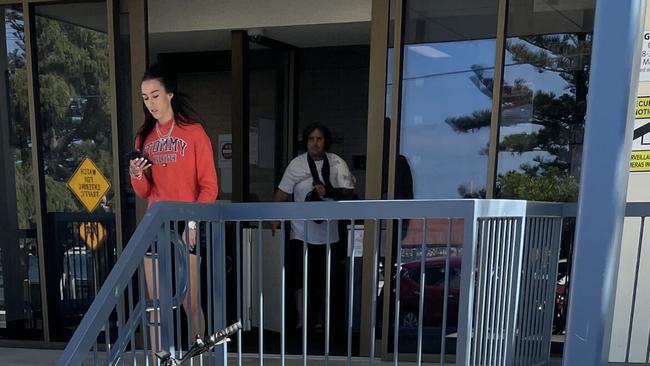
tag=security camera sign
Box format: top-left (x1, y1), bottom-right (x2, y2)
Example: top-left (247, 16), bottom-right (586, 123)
top-left (631, 96), bottom-right (650, 172)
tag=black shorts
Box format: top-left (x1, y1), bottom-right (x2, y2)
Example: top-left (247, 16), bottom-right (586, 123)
top-left (286, 239), bottom-right (327, 290)
top-left (144, 221), bottom-right (205, 257)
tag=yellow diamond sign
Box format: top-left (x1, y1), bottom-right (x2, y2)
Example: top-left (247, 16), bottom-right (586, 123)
top-left (79, 222), bottom-right (107, 250)
top-left (67, 157), bottom-right (111, 213)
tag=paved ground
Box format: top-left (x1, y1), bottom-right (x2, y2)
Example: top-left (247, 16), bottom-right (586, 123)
top-left (0, 348), bottom-right (565, 366)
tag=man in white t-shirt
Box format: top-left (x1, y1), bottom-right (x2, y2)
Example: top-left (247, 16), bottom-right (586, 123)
top-left (273, 124), bottom-right (355, 330)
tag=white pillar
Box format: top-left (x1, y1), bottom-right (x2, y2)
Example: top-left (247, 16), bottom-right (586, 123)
top-left (564, 0), bottom-right (646, 365)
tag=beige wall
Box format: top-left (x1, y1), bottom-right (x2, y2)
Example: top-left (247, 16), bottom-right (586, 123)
top-left (148, 0), bottom-right (371, 34)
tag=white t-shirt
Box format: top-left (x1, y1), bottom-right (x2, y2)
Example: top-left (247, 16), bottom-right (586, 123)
top-left (278, 152), bottom-right (355, 244)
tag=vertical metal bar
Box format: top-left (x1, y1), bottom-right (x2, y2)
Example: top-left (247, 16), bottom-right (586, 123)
top-left (184, 223), bottom-right (193, 357)
top-left (528, 218), bottom-right (543, 363)
top-left (151, 239), bottom-right (160, 355)
top-left (520, 218), bottom-right (537, 363)
top-left (196, 222), bottom-right (204, 366)
top-left (440, 219), bottom-right (452, 365)
top-left (498, 218), bottom-right (515, 366)
top-left (218, 221), bottom-right (227, 366)
top-left (493, 219), bottom-right (505, 366)
top-left (206, 221), bottom-right (213, 365)
top-left (416, 218), bottom-right (427, 366)
top-left (488, 219), bottom-right (502, 365)
top-left (128, 282), bottom-right (136, 364)
top-left (499, 219), bottom-right (514, 365)
top-left (533, 218), bottom-right (552, 361)
top-left (259, 221), bottom-right (265, 366)
top-left (302, 220), bottom-right (308, 366)
top-left (540, 218), bottom-right (562, 363)
top-left (505, 217), bottom-right (526, 366)
top-left (347, 220), bottom-right (356, 364)
top-left (565, 0), bottom-right (647, 363)
top-left (472, 219), bottom-right (489, 365)
top-left (237, 221), bottom-right (243, 366)
top-left (524, 217), bottom-right (541, 364)
top-left (625, 217), bottom-right (645, 363)
top-left (457, 202), bottom-right (480, 366)
top-left (175, 222), bottom-right (183, 360)
top-left (494, 219), bottom-right (507, 366)
top-left (210, 221), bottom-right (218, 366)
top-left (476, 219), bottom-right (492, 365)
top-left (514, 218), bottom-right (530, 364)
top-left (210, 220), bottom-right (227, 366)
top-left (370, 219), bottom-right (380, 365)
top-left (532, 218), bottom-right (549, 362)
top-left (106, 317), bottom-right (112, 365)
top-left (158, 222), bottom-right (174, 355)
top-left (325, 220), bottom-right (332, 364)
top-left (280, 220), bottom-right (286, 366)
top-left (504, 218), bottom-right (515, 364)
top-left (480, 219), bottom-right (497, 365)
top-left (393, 219), bottom-right (403, 366)
top-left (139, 261), bottom-right (149, 366)
top-left (94, 340), bottom-right (99, 365)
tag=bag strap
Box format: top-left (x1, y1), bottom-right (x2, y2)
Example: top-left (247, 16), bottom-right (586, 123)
top-left (306, 153), bottom-right (336, 199)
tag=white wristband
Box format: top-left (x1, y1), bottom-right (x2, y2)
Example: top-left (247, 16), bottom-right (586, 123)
top-left (188, 220), bottom-right (197, 230)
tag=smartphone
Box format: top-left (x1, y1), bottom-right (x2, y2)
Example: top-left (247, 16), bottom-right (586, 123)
top-left (126, 150), bottom-right (153, 166)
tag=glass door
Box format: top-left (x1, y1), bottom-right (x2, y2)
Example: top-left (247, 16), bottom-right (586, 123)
top-left (0, 3), bottom-right (43, 341)
top-left (30, 1), bottom-right (118, 341)
top-left (247, 35), bottom-right (295, 202)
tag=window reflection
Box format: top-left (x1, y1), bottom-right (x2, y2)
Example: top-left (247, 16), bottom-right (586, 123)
top-left (400, 40), bottom-right (496, 198)
top-left (496, 34), bottom-right (591, 201)
top-left (0, 5), bottom-right (43, 339)
top-left (34, 2), bottom-right (113, 213)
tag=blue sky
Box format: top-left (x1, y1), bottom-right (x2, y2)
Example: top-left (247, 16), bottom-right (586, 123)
top-left (390, 37), bottom-right (578, 198)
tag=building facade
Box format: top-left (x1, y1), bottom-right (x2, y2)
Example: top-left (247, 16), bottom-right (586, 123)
top-left (1, 0), bottom-right (646, 362)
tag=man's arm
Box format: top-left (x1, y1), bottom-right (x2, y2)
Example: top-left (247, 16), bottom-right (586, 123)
top-left (274, 188), bottom-right (290, 202)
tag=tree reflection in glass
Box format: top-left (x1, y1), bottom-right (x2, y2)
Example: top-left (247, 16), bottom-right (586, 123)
top-left (448, 34), bottom-right (591, 201)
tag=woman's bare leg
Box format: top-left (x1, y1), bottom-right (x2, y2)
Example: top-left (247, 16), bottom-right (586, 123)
top-left (144, 256), bottom-right (160, 365)
top-left (182, 253), bottom-right (205, 338)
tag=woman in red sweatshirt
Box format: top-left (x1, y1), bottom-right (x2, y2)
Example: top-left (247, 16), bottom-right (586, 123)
top-left (129, 64), bottom-right (218, 354)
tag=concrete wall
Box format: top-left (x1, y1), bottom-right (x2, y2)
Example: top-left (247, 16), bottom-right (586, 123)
top-left (148, 0), bottom-right (371, 34)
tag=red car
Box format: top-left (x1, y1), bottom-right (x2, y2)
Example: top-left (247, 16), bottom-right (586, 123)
top-left (398, 257), bottom-right (462, 328)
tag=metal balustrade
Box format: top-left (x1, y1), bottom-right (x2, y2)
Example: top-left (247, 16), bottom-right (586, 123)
top-left (55, 199), bottom-right (571, 366)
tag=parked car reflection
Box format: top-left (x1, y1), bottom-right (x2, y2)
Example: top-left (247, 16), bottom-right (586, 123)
top-left (398, 257), bottom-right (462, 328)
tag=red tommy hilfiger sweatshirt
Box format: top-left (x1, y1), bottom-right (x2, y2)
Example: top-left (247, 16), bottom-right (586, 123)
top-left (131, 121), bottom-right (218, 206)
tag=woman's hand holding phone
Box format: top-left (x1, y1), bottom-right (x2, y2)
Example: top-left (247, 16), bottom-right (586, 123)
top-left (128, 151), bottom-right (152, 179)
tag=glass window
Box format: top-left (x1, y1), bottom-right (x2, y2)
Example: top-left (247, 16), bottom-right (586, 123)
top-left (392, 0), bottom-right (498, 356)
top-left (33, 1), bottom-right (117, 341)
top-left (399, 0), bottom-right (498, 199)
top-left (496, 0), bottom-right (594, 201)
top-left (34, 2), bottom-right (114, 213)
top-left (0, 4), bottom-right (43, 340)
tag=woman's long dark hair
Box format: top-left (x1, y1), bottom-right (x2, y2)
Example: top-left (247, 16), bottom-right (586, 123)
top-left (136, 64), bottom-right (198, 152)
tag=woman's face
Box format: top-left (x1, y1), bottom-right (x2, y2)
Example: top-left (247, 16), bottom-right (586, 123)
top-left (307, 128), bottom-right (326, 158)
top-left (141, 79), bottom-right (173, 122)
